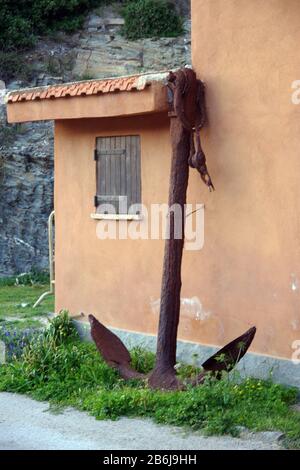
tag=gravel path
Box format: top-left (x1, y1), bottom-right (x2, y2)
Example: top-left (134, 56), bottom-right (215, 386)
top-left (0, 392), bottom-right (283, 450)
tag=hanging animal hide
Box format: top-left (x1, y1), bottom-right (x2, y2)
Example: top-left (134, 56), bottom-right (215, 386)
top-left (167, 68), bottom-right (215, 191)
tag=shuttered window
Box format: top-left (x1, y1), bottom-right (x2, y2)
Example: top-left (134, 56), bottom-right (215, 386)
top-left (94, 135), bottom-right (141, 215)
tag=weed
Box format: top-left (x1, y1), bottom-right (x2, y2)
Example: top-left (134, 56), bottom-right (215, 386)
top-left (130, 345), bottom-right (155, 373)
top-left (0, 310), bottom-right (299, 448)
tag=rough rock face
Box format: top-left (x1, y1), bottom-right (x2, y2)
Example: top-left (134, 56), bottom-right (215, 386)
top-left (0, 3), bottom-right (191, 276)
top-left (0, 120), bottom-right (54, 276)
top-left (170, 0), bottom-right (191, 16)
top-left (73, 15), bottom-right (191, 79)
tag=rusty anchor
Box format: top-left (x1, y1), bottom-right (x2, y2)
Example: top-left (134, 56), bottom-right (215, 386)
top-left (88, 68), bottom-right (256, 390)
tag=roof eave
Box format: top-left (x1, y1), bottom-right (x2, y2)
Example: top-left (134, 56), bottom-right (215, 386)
top-left (7, 81), bottom-right (168, 123)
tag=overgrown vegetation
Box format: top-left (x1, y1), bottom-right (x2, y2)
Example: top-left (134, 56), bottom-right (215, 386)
top-left (0, 1), bottom-right (185, 81)
top-left (0, 0), bottom-right (108, 81)
top-left (0, 311), bottom-right (299, 448)
top-left (122, 0), bottom-right (184, 40)
top-left (0, 269), bottom-right (50, 287)
top-left (0, 1), bottom-right (109, 53)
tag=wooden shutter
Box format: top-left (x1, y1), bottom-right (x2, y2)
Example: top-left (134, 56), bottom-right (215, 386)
top-left (94, 136), bottom-right (141, 215)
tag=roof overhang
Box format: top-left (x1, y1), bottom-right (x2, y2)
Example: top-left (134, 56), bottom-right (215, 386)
top-left (6, 73), bottom-right (169, 124)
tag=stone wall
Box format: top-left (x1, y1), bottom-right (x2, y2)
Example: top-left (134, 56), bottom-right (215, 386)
top-left (73, 11), bottom-right (190, 79)
top-left (0, 2), bottom-right (191, 276)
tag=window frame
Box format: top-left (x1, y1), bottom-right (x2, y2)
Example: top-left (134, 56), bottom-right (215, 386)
top-left (91, 135), bottom-right (142, 220)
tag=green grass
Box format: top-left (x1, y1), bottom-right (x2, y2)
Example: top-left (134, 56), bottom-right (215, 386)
top-left (0, 312), bottom-right (299, 449)
top-left (0, 285), bottom-right (54, 321)
top-left (0, 318), bottom-right (44, 330)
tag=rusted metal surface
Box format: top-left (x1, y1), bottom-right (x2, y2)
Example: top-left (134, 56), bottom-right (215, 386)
top-left (148, 117), bottom-right (190, 390)
top-left (148, 68), bottom-right (215, 389)
top-left (88, 315), bottom-right (144, 380)
top-left (202, 326), bottom-right (257, 374)
top-left (90, 311), bottom-right (256, 388)
top-left (189, 326), bottom-right (257, 386)
top-left (88, 67), bottom-right (256, 391)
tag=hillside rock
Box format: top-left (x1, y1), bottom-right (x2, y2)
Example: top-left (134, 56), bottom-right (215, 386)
top-left (72, 14), bottom-right (191, 79)
top-left (0, 120), bottom-right (53, 276)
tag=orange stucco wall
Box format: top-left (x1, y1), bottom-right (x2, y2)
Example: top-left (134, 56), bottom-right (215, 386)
top-left (55, 114), bottom-right (234, 351)
top-left (188, 0), bottom-right (300, 359)
top-left (55, 0), bottom-right (300, 361)
top-left (55, 115), bottom-right (170, 338)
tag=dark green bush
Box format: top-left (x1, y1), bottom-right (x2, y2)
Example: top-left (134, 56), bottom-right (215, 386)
top-left (0, 1), bottom-right (108, 82)
top-left (0, 0), bottom-right (107, 53)
top-left (122, 0), bottom-right (184, 40)
top-left (0, 4), bottom-right (35, 52)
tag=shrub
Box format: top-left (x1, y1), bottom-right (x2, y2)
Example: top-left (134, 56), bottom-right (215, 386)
top-left (122, 0), bottom-right (184, 40)
top-left (0, 1), bottom-right (112, 81)
top-left (0, 6), bottom-right (35, 52)
top-left (0, 1), bottom-right (107, 53)
top-left (43, 309), bottom-right (79, 346)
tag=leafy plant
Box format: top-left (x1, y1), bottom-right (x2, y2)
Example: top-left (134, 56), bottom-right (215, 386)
top-left (0, 6), bottom-right (35, 52)
top-left (130, 345), bottom-right (155, 373)
top-left (0, 313), bottom-right (299, 448)
top-left (44, 309), bottom-right (78, 346)
top-left (121, 0), bottom-right (184, 40)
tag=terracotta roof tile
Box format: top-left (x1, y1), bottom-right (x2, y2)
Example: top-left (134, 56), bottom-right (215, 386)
top-left (7, 75), bottom-right (150, 104)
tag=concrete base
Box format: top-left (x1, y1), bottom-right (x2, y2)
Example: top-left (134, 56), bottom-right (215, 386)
top-left (73, 320), bottom-right (300, 389)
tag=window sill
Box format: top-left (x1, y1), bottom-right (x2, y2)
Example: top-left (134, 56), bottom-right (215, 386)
top-left (90, 213), bottom-right (143, 221)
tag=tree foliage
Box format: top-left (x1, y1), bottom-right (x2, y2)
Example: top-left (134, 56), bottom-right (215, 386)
top-left (0, 0), bottom-right (106, 52)
top-left (122, 0), bottom-right (184, 40)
